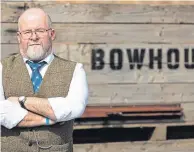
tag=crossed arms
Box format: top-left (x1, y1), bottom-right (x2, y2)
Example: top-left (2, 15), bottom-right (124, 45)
top-left (0, 63), bottom-right (88, 129)
top-left (6, 97), bottom-right (57, 127)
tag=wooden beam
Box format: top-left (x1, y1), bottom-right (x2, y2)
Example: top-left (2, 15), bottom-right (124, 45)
top-left (2, 2), bottom-right (194, 23)
top-left (2, 23), bottom-right (194, 44)
top-left (81, 104), bottom-right (182, 118)
top-left (23, 0), bottom-right (194, 5)
top-left (73, 121), bottom-right (194, 129)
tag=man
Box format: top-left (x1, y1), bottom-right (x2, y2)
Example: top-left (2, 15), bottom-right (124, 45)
top-left (0, 8), bottom-right (88, 152)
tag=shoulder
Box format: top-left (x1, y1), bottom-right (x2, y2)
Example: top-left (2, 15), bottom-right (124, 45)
top-left (1, 53), bottom-right (21, 68)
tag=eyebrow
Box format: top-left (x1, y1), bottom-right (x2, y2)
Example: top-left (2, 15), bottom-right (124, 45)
top-left (21, 28), bottom-right (46, 31)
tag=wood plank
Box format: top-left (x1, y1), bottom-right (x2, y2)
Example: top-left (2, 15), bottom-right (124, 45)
top-left (68, 44), bottom-right (192, 64)
top-left (85, 65), bottom-right (194, 84)
top-left (4, 43), bottom-right (192, 64)
top-left (85, 105), bottom-right (182, 112)
top-left (2, 0), bottom-right (194, 5)
top-left (88, 83), bottom-right (194, 105)
top-left (2, 23), bottom-right (194, 44)
top-left (181, 103), bottom-right (194, 122)
top-left (81, 104), bottom-right (182, 118)
top-left (82, 112), bottom-right (182, 118)
top-left (2, 43), bottom-right (194, 63)
top-left (2, 2), bottom-right (194, 23)
top-left (74, 122), bottom-right (194, 130)
top-left (73, 139), bottom-right (194, 152)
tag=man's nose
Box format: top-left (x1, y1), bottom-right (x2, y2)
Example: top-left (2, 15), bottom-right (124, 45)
top-left (30, 31), bottom-right (39, 40)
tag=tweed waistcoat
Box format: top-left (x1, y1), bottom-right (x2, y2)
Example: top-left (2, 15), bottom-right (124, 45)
top-left (1, 54), bottom-right (76, 152)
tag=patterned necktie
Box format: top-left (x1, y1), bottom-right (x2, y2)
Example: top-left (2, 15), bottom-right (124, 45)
top-left (26, 60), bottom-right (47, 93)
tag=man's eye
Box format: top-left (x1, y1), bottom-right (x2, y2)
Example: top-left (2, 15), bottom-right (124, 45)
top-left (23, 31), bottom-right (31, 34)
top-left (36, 29), bottom-right (45, 33)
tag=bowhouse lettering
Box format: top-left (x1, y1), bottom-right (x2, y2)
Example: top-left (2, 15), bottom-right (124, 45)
top-left (91, 49), bottom-right (105, 70)
top-left (90, 47), bottom-right (194, 70)
top-left (167, 48), bottom-right (179, 69)
top-left (110, 49), bottom-right (123, 70)
top-left (149, 48), bottom-right (162, 69)
top-left (127, 48), bottom-right (145, 70)
top-left (184, 48), bottom-right (194, 69)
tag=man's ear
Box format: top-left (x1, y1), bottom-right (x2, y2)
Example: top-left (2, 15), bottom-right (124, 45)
top-left (50, 29), bottom-right (56, 41)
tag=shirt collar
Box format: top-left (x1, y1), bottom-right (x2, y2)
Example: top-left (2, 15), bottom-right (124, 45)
top-left (23, 53), bottom-right (54, 65)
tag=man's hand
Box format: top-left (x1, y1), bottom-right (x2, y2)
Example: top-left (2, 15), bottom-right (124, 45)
top-left (6, 97), bottom-right (57, 127)
top-left (25, 97), bottom-right (57, 121)
top-left (7, 96), bottom-right (57, 121)
top-left (17, 111), bottom-right (57, 127)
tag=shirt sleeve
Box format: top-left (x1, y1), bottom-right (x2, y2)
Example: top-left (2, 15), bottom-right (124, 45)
top-left (0, 62), bottom-right (28, 129)
top-left (48, 63), bottom-right (88, 122)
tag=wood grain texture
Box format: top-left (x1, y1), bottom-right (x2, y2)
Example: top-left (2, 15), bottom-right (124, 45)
top-left (2, 2), bottom-right (194, 23)
top-left (68, 44), bottom-right (192, 64)
top-left (2, 23), bottom-right (194, 44)
top-left (88, 83), bottom-right (194, 105)
top-left (85, 66), bottom-right (194, 84)
top-left (73, 139), bottom-right (194, 152)
top-left (2, 0), bottom-right (194, 5)
top-left (181, 103), bottom-right (194, 121)
top-left (2, 43), bottom-right (193, 63)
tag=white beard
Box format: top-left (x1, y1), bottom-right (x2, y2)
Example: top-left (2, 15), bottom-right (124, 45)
top-left (27, 45), bottom-right (46, 61)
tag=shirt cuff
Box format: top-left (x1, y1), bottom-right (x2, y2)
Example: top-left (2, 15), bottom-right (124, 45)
top-left (48, 97), bottom-right (71, 121)
top-left (1, 101), bottom-right (28, 129)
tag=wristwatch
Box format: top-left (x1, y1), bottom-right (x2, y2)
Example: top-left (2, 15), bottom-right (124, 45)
top-left (18, 96), bottom-right (27, 109)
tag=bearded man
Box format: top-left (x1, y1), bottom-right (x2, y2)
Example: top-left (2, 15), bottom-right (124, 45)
top-left (0, 8), bottom-right (88, 152)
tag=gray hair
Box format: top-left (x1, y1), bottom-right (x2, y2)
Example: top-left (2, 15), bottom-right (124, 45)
top-left (46, 14), bottom-right (52, 28)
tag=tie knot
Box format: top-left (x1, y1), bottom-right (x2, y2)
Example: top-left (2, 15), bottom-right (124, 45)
top-left (26, 60), bottom-right (47, 71)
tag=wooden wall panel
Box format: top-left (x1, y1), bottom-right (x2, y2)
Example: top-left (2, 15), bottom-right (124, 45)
top-left (88, 83), bottom-right (194, 105)
top-left (2, 23), bottom-right (194, 44)
top-left (4, 43), bottom-right (192, 63)
top-left (2, 1), bottom-right (194, 105)
top-left (2, 2), bottom-right (194, 23)
top-left (85, 66), bottom-right (194, 84)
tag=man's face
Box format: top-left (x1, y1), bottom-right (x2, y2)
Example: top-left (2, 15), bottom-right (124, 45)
top-left (17, 14), bottom-right (55, 61)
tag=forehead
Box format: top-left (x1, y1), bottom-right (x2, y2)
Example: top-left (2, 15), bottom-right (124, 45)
top-left (19, 14), bottom-right (48, 31)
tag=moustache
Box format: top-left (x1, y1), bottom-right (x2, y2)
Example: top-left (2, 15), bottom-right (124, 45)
top-left (28, 44), bottom-right (41, 46)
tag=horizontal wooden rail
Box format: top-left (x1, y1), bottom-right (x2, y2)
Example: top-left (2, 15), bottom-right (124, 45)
top-left (81, 104), bottom-right (182, 118)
